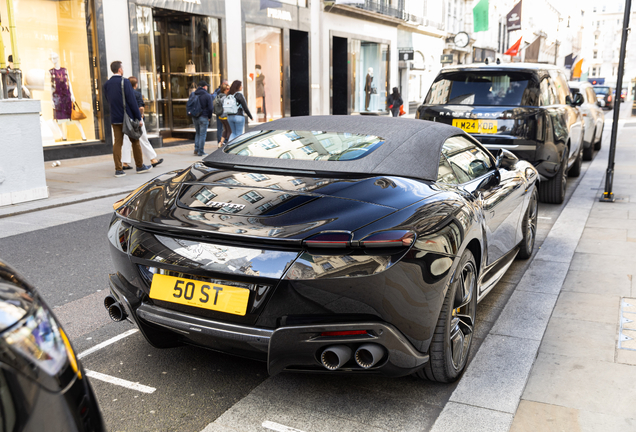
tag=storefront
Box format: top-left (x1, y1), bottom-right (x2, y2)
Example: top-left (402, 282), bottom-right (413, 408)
top-left (242, 0), bottom-right (310, 120)
top-left (0, 0), bottom-right (103, 149)
top-left (129, 1), bottom-right (225, 138)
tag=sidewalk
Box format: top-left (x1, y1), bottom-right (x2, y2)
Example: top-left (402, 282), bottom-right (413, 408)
top-left (432, 103), bottom-right (636, 432)
top-left (0, 140), bottom-right (210, 218)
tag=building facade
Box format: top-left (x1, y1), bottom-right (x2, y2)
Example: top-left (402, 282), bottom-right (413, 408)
top-left (1, 0), bottom-right (450, 160)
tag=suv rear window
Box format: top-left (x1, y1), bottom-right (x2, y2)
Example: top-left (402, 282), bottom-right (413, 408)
top-left (425, 71), bottom-right (539, 106)
top-left (224, 130), bottom-right (385, 161)
top-left (593, 86), bottom-right (610, 95)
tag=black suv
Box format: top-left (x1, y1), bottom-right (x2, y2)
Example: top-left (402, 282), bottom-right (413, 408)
top-left (416, 64), bottom-right (584, 204)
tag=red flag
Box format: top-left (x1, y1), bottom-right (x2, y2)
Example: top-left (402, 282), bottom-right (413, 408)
top-left (505, 37), bottom-right (522, 56)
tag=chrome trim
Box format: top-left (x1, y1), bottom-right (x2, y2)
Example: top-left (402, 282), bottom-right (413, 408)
top-left (136, 303), bottom-right (272, 350)
top-left (484, 144), bottom-right (537, 151)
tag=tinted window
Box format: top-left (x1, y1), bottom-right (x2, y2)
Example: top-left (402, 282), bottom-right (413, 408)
top-left (225, 130), bottom-right (384, 161)
top-left (442, 136), bottom-right (493, 183)
top-left (425, 71), bottom-right (540, 106)
top-left (593, 86), bottom-right (610, 95)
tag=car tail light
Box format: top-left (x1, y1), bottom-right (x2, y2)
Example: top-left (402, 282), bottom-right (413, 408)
top-left (320, 330), bottom-right (368, 337)
top-left (608, 95), bottom-right (612, 102)
top-left (359, 230), bottom-right (415, 248)
top-left (303, 232), bottom-right (352, 248)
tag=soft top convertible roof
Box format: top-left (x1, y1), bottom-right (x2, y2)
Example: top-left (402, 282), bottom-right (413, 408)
top-left (203, 116), bottom-right (465, 181)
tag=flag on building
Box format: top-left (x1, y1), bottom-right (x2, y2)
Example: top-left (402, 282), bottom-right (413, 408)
top-left (504, 37), bottom-right (522, 56)
top-left (506, 1), bottom-right (522, 32)
top-left (473, 0), bottom-right (489, 32)
top-left (572, 58), bottom-right (584, 79)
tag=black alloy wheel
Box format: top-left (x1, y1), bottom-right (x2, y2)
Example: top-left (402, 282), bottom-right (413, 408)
top-left (595, 124), bottom-right (603, 151)
top-left (569, 145), bottom-right (582, 177)
top-left (418, 249), bottom-right (477, 383)
top-left (517, 187), bottom-right (538, 260)
top-left (539, 148), bottom-right (567, 204)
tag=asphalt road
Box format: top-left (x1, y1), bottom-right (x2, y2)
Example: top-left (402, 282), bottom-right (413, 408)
top-left (0, 115), bottom-right (612, 432)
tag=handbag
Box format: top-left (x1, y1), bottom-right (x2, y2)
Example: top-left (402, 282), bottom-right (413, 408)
top-left (399, 105), bottom-right (406, 116)
top-left (371, 85), bottom-right (377, 95)
top-left (71, 102), bottom-right (87, 121)
top-left (185, 60), bottom-right (196, 74)
top-left (121, 79), bottom-right (143, 140)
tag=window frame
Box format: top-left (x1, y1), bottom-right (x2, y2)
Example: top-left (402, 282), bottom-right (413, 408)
top-left (441, 135), bottom-right (497, 185)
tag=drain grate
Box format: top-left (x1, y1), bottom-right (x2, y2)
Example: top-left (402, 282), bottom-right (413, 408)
top-left (619, 298), bottom-right (636, 350)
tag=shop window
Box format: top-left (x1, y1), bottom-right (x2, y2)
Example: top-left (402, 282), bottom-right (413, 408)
top-left (136, 7), bottom-right (220, 134)
top-left (350, 40), bottom-right (390, 113)
top-left (0, 0), bottom-right (102, 146)
top-left (246, 24), bottom-right (283, 123)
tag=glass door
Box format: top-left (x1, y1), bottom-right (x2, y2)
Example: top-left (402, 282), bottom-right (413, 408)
top-left (136, 6), bottom-right (159, 133)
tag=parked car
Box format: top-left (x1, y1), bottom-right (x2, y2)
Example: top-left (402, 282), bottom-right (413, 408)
top-left (0, 260), bottom-right (105, 431)
top-left (415, 63), bottom-right (584, 204)
top-left (105, 116), bottom-right (538, 383)
top-left (569, 81), bottom-right (604, 160)
top-left (593, 85), bottom-right (615, 110)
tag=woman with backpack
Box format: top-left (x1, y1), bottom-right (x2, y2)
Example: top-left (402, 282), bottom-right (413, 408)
top-left (226, 80), bottom-right (253, 141)
top-left (386, 87), bottom-right (403, 117)
top-left (214, 83), bottom-right (232, 147)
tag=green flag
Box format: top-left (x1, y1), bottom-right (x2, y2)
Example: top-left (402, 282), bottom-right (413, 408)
top-left (473, 0), bottom-right (489, 32)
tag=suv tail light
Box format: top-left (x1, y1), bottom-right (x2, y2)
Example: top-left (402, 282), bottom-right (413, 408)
top-left (359, 230), bottom-right (415, 248)
top-left (302, 232), bottom-right (352, 248)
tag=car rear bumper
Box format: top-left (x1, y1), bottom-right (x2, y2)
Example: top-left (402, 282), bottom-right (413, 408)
top-left (108, 273), bottom-right (429, 377)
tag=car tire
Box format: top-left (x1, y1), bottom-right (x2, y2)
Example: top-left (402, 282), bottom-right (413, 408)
top-left (517, 187), bottom-right (538, 260)
top-left (568, 146), bottom-right (582, 177)
top-left (594, 124), bottom-right (603, 150)
top-left (538, 149), bottom-right (567, 204)
top-left (582, 139), bottom-right (594, 161)
top-left (417, 249), bottom-right (477, 383)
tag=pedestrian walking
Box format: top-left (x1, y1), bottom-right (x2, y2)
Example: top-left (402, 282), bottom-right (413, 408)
top-left (226, 80), bottom-right (253, 141)
top-left (387, 87), bottom-right (403, 118)
top-left (121, 76), bottom-right (163, 170)
top-left (212, 79), bottom-right (229, 144)
top-left (187, 80), bottom-right (214, 157)
top-left (213, 83), bottom-right (232, 147)
top-left (103, 61), bottom-right (152, 177)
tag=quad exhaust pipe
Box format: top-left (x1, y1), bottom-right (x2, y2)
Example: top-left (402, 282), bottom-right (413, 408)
top-left (320, 343), bottom-right (386, 370)
top-left (354, 344), bottom-right (385, 369)
top-left (104, 295), bottom-right (127, 322)
top-left (320, 345), bottom-right (352, 370)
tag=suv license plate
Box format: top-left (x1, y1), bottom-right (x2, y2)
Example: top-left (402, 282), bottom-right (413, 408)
top-left (452, 119), bottom-right (498, 134)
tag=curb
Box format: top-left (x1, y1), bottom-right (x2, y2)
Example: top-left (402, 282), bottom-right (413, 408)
top-left (430, 131), bottom-right (616, 431)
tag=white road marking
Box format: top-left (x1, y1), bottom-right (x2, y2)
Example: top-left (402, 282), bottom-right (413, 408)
top-left (262, 421), bottom-right (307, 432)
top-left (85, 370), bottom-right (156, 394)
top-left (77, 329), bottom-right (139, 359)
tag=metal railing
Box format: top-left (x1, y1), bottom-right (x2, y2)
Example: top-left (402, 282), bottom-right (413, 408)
top-left (353, 0), bottom-right (407, 20)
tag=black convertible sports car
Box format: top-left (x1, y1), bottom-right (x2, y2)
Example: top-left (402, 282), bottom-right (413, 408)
top-left (106, 116), bottom-right (538, 383)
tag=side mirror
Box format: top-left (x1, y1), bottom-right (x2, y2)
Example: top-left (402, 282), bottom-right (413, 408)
top-left (574, 93), bottom-right (584, 106)
top-left (495, 148), bottom-right (519, 170)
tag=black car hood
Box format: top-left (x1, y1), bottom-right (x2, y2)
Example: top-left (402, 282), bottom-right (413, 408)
top-left (117, 163), bottom-right (441, 243)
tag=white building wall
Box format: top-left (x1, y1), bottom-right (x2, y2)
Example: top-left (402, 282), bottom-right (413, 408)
top-left (319, 13), bottom-right (399, 115)
top-left (225, 0), bottom-right (244, 83)
top-left (410, 32), bottom-right (445, 104)
top-left (102, 0), bottom-right (133, 76)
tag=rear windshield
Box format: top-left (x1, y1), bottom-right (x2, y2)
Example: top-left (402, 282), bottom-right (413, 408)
top-left (224, 130), bottom-right (385, 161)
top-left (593, 86), bottom-right (610, 95)
top-left (424, 71), bottom-right (539, 106)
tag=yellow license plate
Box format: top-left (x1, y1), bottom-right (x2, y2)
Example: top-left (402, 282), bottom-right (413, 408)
top-left (149, 274), bottom-right (250, 316)
top-left (452, 119), bottom-right (498, 134)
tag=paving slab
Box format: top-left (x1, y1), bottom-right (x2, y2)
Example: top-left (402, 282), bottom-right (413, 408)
top-left (522, 352), bottom-right (636, 418)
top-left (490, 290), bottom-right (558, 341)
top-left (552, 291), bottom-right (621, 325)
top-left (569, 252), bottom-right (636, 275)
top-left (449, 334), bottom-right (541, 413)
top-left (575, 238), bottom-right (636, 256)
top-left (560, 269), bottom-right (632, 297)
top-left (509, 401), bottom-right (581, 432)
top-left (513, 259), bottom-right (569, 295)
top-left (539, 317), bottom-right (617, 362)
top-left (430, 403), bottom-right (512, 432)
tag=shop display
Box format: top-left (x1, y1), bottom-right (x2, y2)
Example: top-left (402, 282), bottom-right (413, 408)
top-left (365, 67), bottom-right (374, 111)
top-left (351, 40), bottom-right (389, 113)
top-left (246, 24), bottom-right (282, 122)
top-left (48, 52), bottom-right (86, 141)
top-left (255, 65), bottom-right (267, 122)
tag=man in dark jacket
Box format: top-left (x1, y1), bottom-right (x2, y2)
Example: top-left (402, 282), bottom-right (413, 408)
top-left (102, 61), bottom-right (151, 177)
top-left (192, 80), bottom-right (213, 156)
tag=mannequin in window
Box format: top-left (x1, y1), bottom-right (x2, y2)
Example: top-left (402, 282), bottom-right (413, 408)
top-left (255, 65), bottom-right (266, 122)
top-left (49, 51), bottom-right (86, 141)
top-left (365, 67), bottom-right (374, 111)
